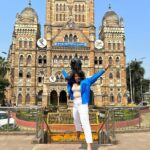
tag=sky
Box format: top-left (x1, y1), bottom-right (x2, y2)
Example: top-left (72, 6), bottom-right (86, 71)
top-left (0, 0), bottom-right (150, 78)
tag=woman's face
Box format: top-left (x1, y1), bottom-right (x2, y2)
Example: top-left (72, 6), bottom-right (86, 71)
top-left (74, 73), bottom-right (80, 83)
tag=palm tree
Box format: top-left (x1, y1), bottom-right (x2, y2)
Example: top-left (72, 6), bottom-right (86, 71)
top-left (0, 57), bottom-right (10, 104)
top-left (0, 57), bottom-right (10, 77)
top-left (126, 60), bottom-right (145, 103)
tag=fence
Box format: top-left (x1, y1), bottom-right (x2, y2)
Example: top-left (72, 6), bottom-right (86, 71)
top-left (1, 106), bottom-right (150, 144)
top-left (98, 106), bottom-right (150, 134)
top-left (0, 106), bottom-right (44, 142)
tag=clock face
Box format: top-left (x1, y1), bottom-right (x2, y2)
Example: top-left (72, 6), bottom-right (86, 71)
top-left (95, 40), bottom-right (104, 49)
top-left (37, 38), bottom-right (47, 48)
top-left (49, 75), bottom-right (56, 83)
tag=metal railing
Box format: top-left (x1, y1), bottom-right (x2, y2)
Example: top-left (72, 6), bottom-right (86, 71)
top-left (1, 106), bottom-right (149, 144)
top-left (99, 106), bottom-right (150, 134)
top-left (0, 106), bottom-right (44, 143)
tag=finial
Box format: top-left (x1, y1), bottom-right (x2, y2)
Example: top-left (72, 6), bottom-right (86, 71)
top-left (28, 0), bottom-right (31, 7)
top-left (108, 4), bottom-right (111, 10)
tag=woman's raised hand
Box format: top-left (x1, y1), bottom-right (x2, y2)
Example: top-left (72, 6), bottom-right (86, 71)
top-left (105, 64), bottom-right (111, 71)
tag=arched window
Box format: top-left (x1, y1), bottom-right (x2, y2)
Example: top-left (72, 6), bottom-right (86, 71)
top-left (38, 56), bottom-right (42, 64)
top-left (116, 70), bottom-right (120, 79)
top-left (110, 94), bottom-right (114, 102)
top-left (113, 43), bottom-right (116, 50)
top-left (75, 15), bottom-right (77, 21)
top-left (63, 14), bottom-right (65, 21)
top-left (29, 41), bottom-right (33, 48)
top-left (19, 55), bottom-right (23, 64)
top-left (53, 55), bottom-right (58, 64)
top-left (56, 14), bottom-right (58, 21)
top-left (60, 4), bottom-right (62, 11)
top-left (117, 93), bottom-right (122, 103)
top-left (79, 15), bottom-right (81, 22)
top-left (43, 56), bottom-right (47, 64)
top-left (38, 77), bottom-right (42, 83)
top-left (118, 43), bottom-right (121, 50)
top-left (79, 56), bottom-right (83, 65)
top-left (64, 56), bottom-right (68, 64)
top-left (69, 56), bottom-right (72, 62)
top-left (18, 94), bottom-right (22, 104)
top-left (79, 5), bottom-right (81, 11)
top-left (82, 5), bottom-right (85, 12)
top-left (99, 57), bottom-right (103, 65)
top-left (84, 56), bottom-right (88, 65)
top-left (59, 56), bottom-right (63, 63)
top-left (75, 5), bottom-right (77, 11)
top-left (26, 94), bottom-right (30, 104)
top-left (24, 41), bottom-right (27, 48)
top-left (19, 70), bottom-right (23, 78)
top-left (82, 15), bottom-right (85, 22)
top-left (27, 55), bottom-right (31, 65)
top-left (108, 43), bottom-right (111, 50)
top-left (74, 35), bottom-right (77, 42)
top-left (60, 75), bottom-right (64, 82)
top-left (109, 72), bottom-right (113, 79)
top-left (60, 14), bottom-right (62, 21)
top-left (109, 57), bottom-right (113, 65)
top-left (64, 35), bottom-right (69, 42)
top-left (94, 57), bottom-right (98, 65)
top-left (69, 34), bottom-right (73, 42)
top-left (26, 72), bottom-right (31, 79)
top-left (116, 57), bottom-right (120, 65)
top-left (56, 4), bottom-right (58, 11)
top-left (63, 4), bottom-right (66, 11)
top-left (19, 41), bottom-right (23, 48)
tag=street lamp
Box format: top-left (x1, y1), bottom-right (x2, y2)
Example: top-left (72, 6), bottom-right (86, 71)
top-left (129, 64), bottom-right (133, 103)
top-left (140, 78), bottom-right (143, 102)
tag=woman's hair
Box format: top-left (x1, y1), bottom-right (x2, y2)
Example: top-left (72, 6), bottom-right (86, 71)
top-left (66, 70), bottom-right (85, 83)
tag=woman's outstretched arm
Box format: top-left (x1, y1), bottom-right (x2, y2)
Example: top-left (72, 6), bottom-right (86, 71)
top-left (88, 64), bottom-right (110, 85)
top-left (58, 63), bottom-right (70, 79)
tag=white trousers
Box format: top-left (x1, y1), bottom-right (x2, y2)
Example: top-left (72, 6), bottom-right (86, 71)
top-left (73, 100), bottom-right (93, 143)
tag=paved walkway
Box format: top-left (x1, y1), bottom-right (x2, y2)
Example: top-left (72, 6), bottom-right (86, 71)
top-left (0, 132), bottom-right (150, 150)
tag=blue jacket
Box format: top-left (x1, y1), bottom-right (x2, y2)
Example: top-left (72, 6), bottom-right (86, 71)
top-left (62, 69), bottom-right (105, 104)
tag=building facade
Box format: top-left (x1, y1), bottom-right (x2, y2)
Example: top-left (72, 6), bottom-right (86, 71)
top-left (7, 0), bottom-right (127, 107)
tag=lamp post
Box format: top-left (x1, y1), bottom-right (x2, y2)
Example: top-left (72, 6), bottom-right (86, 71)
top-left (140, 78), bottom-right (143, 102)
top-left (129, 64), bottom-right (133, 103)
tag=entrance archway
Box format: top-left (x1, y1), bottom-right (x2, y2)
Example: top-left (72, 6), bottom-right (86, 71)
top-left (50, 90), bottom-right (58, 105)
top-left (59, 90), bottom-right (67, 105)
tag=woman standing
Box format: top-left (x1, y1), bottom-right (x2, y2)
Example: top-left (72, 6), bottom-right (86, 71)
top-left (61, 63), bottom-right (110, 150)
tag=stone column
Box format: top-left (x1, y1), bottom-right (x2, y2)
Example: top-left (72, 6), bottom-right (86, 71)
top-left (42, 84), bottom-right (48, 107)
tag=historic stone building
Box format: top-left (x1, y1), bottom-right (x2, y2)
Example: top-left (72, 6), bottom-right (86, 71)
top-left (7, 0), bottom-right (127, 107)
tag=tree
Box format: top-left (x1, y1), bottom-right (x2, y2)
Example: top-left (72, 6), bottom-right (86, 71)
top-left (126, 60), bottom-right (149, 104)
top-left (0, 57), bottom-right (10, 104)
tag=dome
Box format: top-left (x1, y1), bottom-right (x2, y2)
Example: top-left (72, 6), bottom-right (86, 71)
top-left (19, 6), bottom-right (38, 23)
top-left (102, 6), bottom-right (119, 27)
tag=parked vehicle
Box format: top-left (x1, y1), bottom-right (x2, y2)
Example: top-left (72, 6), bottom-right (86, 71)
top-left (0, 111), bottom-right (16, 129)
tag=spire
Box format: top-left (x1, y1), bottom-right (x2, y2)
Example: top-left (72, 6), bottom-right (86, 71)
top-left (28, 0), bottom-right (32, 7)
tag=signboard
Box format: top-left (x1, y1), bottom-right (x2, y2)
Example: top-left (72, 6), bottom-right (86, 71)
top-left (54, 42), bottom-right (87, 47)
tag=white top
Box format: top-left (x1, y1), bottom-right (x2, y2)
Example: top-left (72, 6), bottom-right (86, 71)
top-left (72, 84), bottom-right (82, 101)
